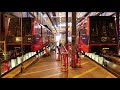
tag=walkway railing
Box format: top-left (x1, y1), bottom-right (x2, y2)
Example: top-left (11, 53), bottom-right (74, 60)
top-left (59, 45), bottom-right (69, 72)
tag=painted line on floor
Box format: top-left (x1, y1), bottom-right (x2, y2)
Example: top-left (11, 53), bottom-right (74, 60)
top-left (106, 75), bottom-right (111, 78)
top-left (73, 67), bottom-right (98, 78)
top-left (21, 61), bottom-right (89, 77)
top-left (90, 59), bottom-right (117, 78)
top-left (29, 60), bottom-right (89, 71)
top-left (21, 67), bottom-right (61, 76)
top-left (32, 58), bottom-right (89, 69)
top-left (42, 72), bottom-right (63, 78)
top-left (81, 61), bottom-right (89, 65)
top-left (31, 63), bottom-right (58, 69)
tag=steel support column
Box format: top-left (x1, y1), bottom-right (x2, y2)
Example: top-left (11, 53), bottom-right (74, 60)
top-left (0, 12), bottom-right (2, 78)
top-left (116, 12), bottom-right (119, 40)
top-left (71, 12), bottom-right (76, 68)
top-left (66, 12), bottom-right (68, 50)
top-left (20, 13), bottom-right (24, 73)
top-left (0, 12), bottom-right (1, 41)
top-left (27, 12), bottom-right (29, 17)
top-left (116, 12), bottom-right (119, 52)
top-left (1, 12), bottom-right (5, 41)
top-left (37, 12), bottom-right (38, 21)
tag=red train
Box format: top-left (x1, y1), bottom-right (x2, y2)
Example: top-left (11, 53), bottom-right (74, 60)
top-left (1, 17), bottom-right (54, 75)
top-left (6, 17), bottom-right (53, 54)
top-left (77, 16), bottom-right (119, 55)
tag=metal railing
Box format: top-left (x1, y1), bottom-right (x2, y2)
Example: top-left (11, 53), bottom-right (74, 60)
top-left (59, 45), bottom-right (69, 72)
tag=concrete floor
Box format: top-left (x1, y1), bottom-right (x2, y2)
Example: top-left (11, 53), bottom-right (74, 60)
top-left (15, 51), bottom-right (117, 78)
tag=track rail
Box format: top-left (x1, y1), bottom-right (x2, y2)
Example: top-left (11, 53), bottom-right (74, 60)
top-left (85, 52), bottom-right (120, 78)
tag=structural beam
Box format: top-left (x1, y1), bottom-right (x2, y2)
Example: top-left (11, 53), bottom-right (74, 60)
top-left (66, 12), bottom-right (68, 50)
top-left (52, 12), bottom-right (58, 27)
top-left (95, 12), bottom-right (104, 16)
top-left (116, 12), bottom-right (119, 50)
top-left (110, 12), bottom-right (116, 16)
top-left (0, 12), bottom-right (1, 41)
top-left (71, 12), bottom-right (76, 68)
top-left (46, 12), bottom-right (57, 33)
top-left (29, 12), bottom-right (36, 18)
top-left (1, 12), bottom-right (5, 41)
top-left (77, 12), bottom-right (91, 24)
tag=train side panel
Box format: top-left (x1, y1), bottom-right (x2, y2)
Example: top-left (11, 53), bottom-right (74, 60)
top-left (77, 16), bottom-right (119, 54)
top-left (31, 20), bottom-right (43, 52)
top-left (78, 17), bottom-right (90, 53)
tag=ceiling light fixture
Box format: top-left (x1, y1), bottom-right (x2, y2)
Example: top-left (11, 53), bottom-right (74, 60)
top-left (59, 12), bottom-right (62, 33)
top-left (59, 13), bottom-right (62, 16)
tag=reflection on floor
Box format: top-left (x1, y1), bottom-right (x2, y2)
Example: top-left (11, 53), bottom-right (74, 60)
top-left (16, 51), bottom-right (116, 78)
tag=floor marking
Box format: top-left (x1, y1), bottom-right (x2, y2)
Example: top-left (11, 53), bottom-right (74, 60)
top-left (81, 61), bottom-right (89, 65)
top-left (42, 72), bottom-right (63, 78)
top-left (22, 61), bottom-right (89, 76)
top-left (89, 58), bottom-right (117, 78)
top-left (21, 67), bottom-right (61, 76)
top-left (73, 67), bottom-right (98, 78)
top-left (106, 75), bottom-right (111, 78)
top-left (31, 63), bottom-right (58, 69)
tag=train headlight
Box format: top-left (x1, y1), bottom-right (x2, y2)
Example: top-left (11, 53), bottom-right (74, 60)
top-left (112, 38), bottom-right (115, 40)
top-left (16, 37), bottom-right (21, 42)
top-left (28, 37), bottom-right (31, 40)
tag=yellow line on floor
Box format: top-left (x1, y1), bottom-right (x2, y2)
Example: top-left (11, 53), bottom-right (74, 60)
top-left (2, 74), bottom-right (15, 78)
top-left (21, 67), bottom-right (61, 76)
top-left (32, 59), bottom-right (88, 69)
top-left (73, 67), bottom-right (98, 78)
top-left (81, 61), bottom-right (89, 65)
top-left (21, 61), bottom-right (89, 77)
top-left (31, 63), bottom-right (58, 69)
top-left (42, 72), bottom-right (63, 78)
top-left (90, 59), bottom-right (117, 78)
top-left (106, 75), bottom-right (111, 78)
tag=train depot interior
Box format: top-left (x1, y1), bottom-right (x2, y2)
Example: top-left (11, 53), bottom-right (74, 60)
top-left (0, 12), bottom-right (120, 78)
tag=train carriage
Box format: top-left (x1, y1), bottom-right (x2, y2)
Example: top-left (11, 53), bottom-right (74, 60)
top-left (6, 17), bottom-right (52, 55)
top-left (77, 16), bottom-right (119, 55)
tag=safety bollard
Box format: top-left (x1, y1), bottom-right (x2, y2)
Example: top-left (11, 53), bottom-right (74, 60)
top-left (61, 53), bottom-right (68, 72)
top-left (57, 53), bottom-right (61, 61)
top-left (59, 46), bottom-right (69, 72)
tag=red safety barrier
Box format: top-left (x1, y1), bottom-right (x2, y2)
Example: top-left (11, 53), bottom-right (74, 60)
top-left (56, 46), bottom-right (61, 61)
top-left (3, 62), bottom-right (9, 73)
top-left (60, 46), bottom-right (69, 72)
top-left (75, 54), bottom-right (78, 64)
top-left (57, 53), bottom-right (61, 61)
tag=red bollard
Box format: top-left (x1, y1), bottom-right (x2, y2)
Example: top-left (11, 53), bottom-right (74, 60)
top-left (3, 62), bottom-right (9, 72)
top-left (57, 53), bottom-right (61, 61)
top-left (75, 54), bottom-right (78, 64)
top-left (65, 54), bottom-right (68, 71)
top-left (62, 53), bottom-right (68, 72)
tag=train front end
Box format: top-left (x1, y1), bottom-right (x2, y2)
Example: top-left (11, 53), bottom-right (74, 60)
top-left (89, 16), bottom-right (119, 55)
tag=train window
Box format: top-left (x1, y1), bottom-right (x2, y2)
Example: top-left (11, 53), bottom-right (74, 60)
top-left (101, 21), bottom-right (107, 36)
top-left (22, 18), bottom-right (32, 36)
top-left (80, 23), bottom-right (86, 35)
top-left (90, 20), bottom-right (98, 36)
top-left (8, 18), bottom-right (21, 36)
top-left (99, 18), bottom-right (116, 37)
top-left (90, 16), bottom-right (117, 44)
top-left (8, 18), bottom-right (32, 37)
top-left (34, 23), bottom-right (41, 37)
top-left (108, 22), bottom-right (116, 36)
